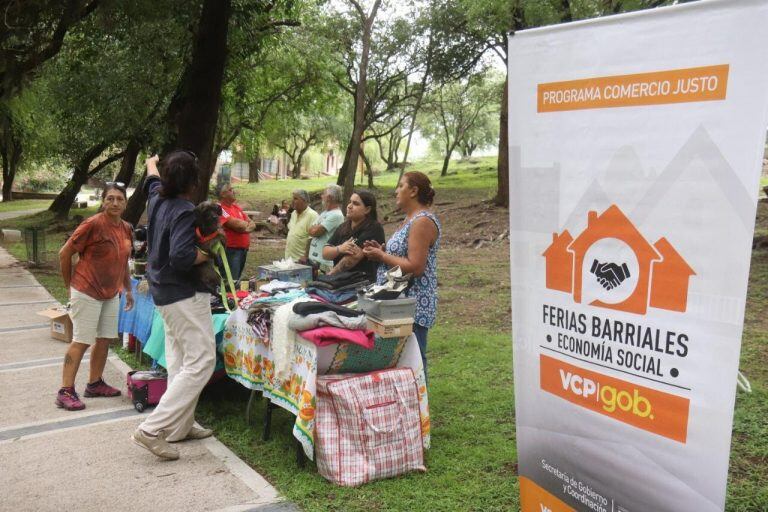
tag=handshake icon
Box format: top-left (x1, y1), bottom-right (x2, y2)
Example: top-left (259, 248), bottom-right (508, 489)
top-left (590, 259), bottom-right (630, 290)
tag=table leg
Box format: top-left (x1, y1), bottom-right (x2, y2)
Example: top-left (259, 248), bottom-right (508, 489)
top-left (296, 438), bottom-right (306, 468)
top-left (262, 399), bottom-right (275, 442)
top-left (245, 389), bottom-right (258, 425)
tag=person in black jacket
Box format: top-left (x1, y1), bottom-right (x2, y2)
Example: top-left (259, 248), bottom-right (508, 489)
top-left (322, 189), bottom-right (385, 282)
top-left (131, 151), bottom-right (216, 461)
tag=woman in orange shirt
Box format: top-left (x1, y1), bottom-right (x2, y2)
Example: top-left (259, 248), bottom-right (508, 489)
top-left (55, 183), bottom-right (134, 411)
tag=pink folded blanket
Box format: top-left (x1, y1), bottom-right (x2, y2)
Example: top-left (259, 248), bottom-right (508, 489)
top-left (298, 326), bottom-right (375, 349)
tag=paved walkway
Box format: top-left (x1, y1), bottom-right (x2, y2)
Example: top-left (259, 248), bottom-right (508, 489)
top-left (0, 247), bottom-right (297, 512)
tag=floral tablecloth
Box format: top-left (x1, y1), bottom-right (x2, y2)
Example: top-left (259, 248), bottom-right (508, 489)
top-left (221, 307), bottom-right (430, 460)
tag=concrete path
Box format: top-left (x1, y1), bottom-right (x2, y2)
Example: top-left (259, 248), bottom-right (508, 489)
top-left (0, 247), bottom-right (297, 512)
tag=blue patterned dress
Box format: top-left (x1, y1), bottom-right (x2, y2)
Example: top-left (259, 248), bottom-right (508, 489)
top-left (376, 211), bottom-right (441, 328)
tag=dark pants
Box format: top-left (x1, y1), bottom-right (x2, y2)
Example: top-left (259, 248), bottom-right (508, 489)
top-left (224, 247), bottom-right (248, 281)
top-left (413, 324), bottom-right (429, 382)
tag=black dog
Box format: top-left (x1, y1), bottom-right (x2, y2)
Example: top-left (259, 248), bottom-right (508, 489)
top-left (193, 201), bottom-right (226, 294)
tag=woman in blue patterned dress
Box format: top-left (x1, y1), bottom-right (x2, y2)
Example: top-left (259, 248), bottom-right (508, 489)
top-left (363, 171), bottom-right (441, 376)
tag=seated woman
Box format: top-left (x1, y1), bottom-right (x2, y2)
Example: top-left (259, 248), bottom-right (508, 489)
top-left (322, 189), bottom-right (384, 282)
top-left (362, 172), bottom-right (441, 377)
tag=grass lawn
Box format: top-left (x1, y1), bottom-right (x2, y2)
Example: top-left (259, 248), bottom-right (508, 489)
top-left (232, 157), bottom-right (498, 212)
top-left (2, 157), bottom-right (766, 511)
top-left (0, 198), bottom-right (52, 213)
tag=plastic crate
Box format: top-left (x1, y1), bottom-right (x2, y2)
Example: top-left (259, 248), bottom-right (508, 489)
top-left (357, 292), bottom-right (416, 321)
top-left (256, 263), bottom-right (313, 285)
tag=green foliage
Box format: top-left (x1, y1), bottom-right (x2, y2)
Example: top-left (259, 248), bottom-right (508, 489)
top-left (420, 70), bottom-right (503, 172)
top-left (218, 3), bottom-right (348, 177)
top-left (0, 0), bottom-right (98, 100)
top-left (315, 0), bottom-right (428, 185)
top-left (37, 1), bottom-right (186, 167)
top-left (430, 0), bottom-right (680, 76)
top-left (14, 161), bottom-right (69, 192)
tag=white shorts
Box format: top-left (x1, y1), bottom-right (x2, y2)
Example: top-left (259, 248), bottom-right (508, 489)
top-left (69, 288), bottom-right (120, 345)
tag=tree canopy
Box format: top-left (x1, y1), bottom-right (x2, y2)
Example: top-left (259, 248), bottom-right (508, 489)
top-left (0, 0), bottom-right (682, 213)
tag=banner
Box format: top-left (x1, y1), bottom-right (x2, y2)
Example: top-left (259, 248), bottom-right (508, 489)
top-left (508, 1), bottom-right (768, 511)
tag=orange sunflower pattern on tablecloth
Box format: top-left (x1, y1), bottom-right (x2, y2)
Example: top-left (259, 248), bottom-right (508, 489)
top-left (297, 389), bottom-right (316, 427)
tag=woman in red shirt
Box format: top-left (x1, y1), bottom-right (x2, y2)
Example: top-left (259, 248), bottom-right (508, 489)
top-left (56, 183), bottom-right (134, 411)
top-left (217, 183), bottom-right (255, 280)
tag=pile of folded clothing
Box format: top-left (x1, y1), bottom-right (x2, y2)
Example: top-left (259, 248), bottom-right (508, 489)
top-left (271, 299), bottom-right (375, 382)
top-left (259, 279), bottom-right (302, 294)
top-left (289, 301), bottom-right (374, 350)
top-left (306, 271), bottom-right (370, 304)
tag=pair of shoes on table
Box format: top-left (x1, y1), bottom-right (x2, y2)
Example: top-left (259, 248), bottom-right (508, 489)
top-left (132, 429), bottom-right (179, 460)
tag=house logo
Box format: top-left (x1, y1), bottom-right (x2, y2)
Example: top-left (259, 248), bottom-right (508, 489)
top-left (543, 205), bottom-right (695, 315)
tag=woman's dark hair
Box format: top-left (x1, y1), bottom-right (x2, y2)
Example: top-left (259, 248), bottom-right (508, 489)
top-left (335, 188), bottom-right (378, 239)
top-left (159, 150), bottom-right (200, 198)
top-left (101, 183), bottom-right (127, 200)
top-left (402, 171), bottom-right (435, 206)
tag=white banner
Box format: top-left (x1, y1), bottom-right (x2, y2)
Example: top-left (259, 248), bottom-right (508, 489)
top-left (508, 1), bottom-right (768, 511)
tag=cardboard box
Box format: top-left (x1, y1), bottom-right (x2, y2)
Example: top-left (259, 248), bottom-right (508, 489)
top-left (37, 307), bottom-right (73, 342)
top-left (367, 317), bottom-right (414, 338)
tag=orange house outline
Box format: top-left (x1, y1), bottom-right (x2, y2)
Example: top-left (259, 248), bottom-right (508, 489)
top-left (542, 205), bottom-right (695, 315)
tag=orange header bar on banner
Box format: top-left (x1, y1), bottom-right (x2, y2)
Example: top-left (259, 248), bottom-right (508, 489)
top-left (537, 64), bottom-right (729, 112)
top-left (539, 354), bottom-right (690, 443)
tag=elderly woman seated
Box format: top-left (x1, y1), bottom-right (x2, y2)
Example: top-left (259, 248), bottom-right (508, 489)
top-left (285, 189), bottom-right (318, 262)
top-left (322, 189), bottom-right (385, 282)
top-left (307, 184), bottom-right (345, 273)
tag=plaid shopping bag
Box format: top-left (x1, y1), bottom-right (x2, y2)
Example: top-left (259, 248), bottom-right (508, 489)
top-left (315, 368), bottom-right (426, 486)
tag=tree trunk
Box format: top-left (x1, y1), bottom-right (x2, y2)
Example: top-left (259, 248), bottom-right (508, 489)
top-left (162, 0), bottom-right (231, 204)
top-left (114, 138), bottom-right (141, 185)
top-left (49, 142), bottom-right (108, 218)
top-left (123, 170), bottom-right (147, 225)
top-left (362, 150), bottom-right (374, 189)
top-left (440, 151), bottom-right (451, 177)
top-left (6, 138), bottom-right (21, 201)
top-left (50, 171), bottom-right (90, 218)
top-left (340, 0), bottom-right (381, 204)
top-left (1, 145), bottom-right (9, 202)
top-left (337, 136), bottom-right (353, 186)
top-left (0, 111), bottom-right (21, 202)
top-left (249, 150), bottom-right (260, 182)
top-left (292, 157), bottom-right (302, 179)
top-left (494, 74), bottom-right (509, 208)
top-left (295, 146), bottom-right (311, 179)
top-left (1, 172), bottom-right (11, 202)
top-left (1, 137), bottom-right (21, 202)
top-left (402, 7), bottom-right (434, 167)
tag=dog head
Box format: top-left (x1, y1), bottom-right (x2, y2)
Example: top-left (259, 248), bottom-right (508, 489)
top-left (194, 201), bottom-right (223, 238)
